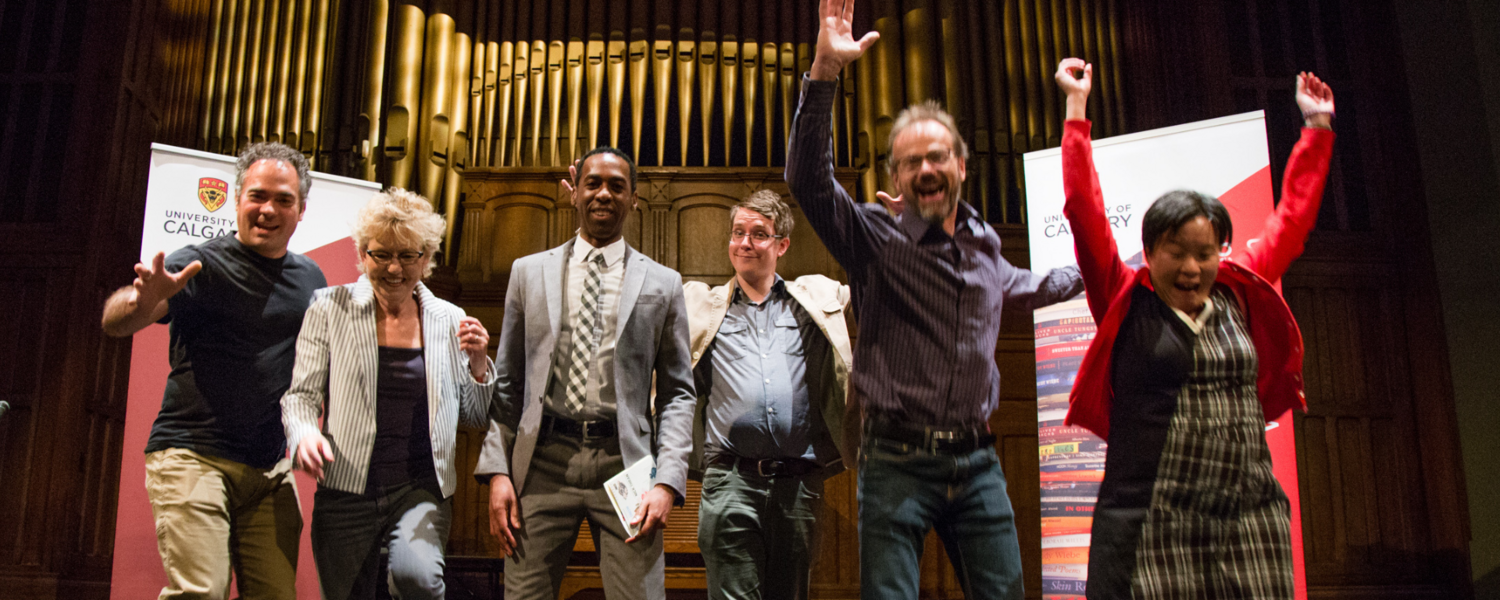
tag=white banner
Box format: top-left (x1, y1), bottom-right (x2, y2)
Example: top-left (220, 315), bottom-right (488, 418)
top-left (1023, 112), bottom-right (1307, 600)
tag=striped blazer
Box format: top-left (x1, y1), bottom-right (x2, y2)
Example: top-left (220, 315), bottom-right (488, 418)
top-left (281, 277), bottom-right (494, 497)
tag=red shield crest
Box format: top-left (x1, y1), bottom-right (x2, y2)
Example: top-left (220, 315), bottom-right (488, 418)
top-left (198, 177), bottom-right (228, 212)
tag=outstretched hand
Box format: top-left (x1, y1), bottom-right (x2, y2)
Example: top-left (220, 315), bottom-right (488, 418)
top-left (811, 0), bottom-right (880, 81)
top-left (134, 251), bottom-right (202, 306)
top-left (1295, 72), bottom-right (1334, 129)
top-left (1055, 58), bottom-right (1092, 121)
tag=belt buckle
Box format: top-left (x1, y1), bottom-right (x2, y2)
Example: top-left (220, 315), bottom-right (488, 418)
top-left (927, 429), bottom-right (961, 454)
top-left (579, 420), bottom-right (603, 440)
top-left (756, 459), bottom-right (782, 477)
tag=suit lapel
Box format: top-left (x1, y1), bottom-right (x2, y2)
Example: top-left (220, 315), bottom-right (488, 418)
top-left (351, 278), bottom-right (379, 415)
top-left (417, 282), bottom-right (445, 444)
top-left (615, 244), bottom-right (647, 334)
top-left (544, 239), bottom-right (571, 342)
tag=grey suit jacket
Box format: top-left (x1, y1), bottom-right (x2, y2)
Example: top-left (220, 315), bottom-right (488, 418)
top-left (473, 238), bottom-right (697, 500)
top-left (281, 278), bottom-right (493, 498)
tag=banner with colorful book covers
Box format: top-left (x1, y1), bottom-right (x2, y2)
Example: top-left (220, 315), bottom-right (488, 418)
top-left (1022, 112), bottom-right (1307, 600)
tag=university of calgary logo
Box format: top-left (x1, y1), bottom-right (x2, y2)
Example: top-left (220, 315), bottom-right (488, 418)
top-left (198, 177), bottom-right (228, 212)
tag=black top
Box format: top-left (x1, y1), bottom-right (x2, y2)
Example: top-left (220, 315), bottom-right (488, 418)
top-left (365, 346), bottom-right (436, 494)
top-left (145, 234), bottom-right (327, 468)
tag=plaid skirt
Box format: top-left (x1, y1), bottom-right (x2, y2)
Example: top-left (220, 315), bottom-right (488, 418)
top-left (1126, 288), bottom-right (1293, 599)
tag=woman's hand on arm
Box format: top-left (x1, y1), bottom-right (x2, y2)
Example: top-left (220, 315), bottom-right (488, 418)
top-left (1055, 58), bottom-right (1093, 122)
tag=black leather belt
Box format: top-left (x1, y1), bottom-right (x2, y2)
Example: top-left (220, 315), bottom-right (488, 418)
top-left (709, 454), bottom-right (821, 478)
top-left (867, 418), bottom-right (996, 455)
top-left (540, 415), bottom-right (617, 440)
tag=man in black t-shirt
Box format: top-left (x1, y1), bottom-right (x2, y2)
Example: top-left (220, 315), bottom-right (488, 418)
top-left (104, 142), bottom-right (325, 600)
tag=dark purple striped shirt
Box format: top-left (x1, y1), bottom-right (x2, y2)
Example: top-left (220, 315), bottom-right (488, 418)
top-left (785, 75), bottom-right (1083, 428)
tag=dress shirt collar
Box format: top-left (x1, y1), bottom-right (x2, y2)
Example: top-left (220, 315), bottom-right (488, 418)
top-left (570, 233), bottom-right (627, 268)
top-left (897, 199), bottom-right (985, 243)
top-left (732, 275), bottom-right (787, 306)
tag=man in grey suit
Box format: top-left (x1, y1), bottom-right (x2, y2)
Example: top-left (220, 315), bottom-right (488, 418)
top-left (474, 147), bottom-right (697, 600)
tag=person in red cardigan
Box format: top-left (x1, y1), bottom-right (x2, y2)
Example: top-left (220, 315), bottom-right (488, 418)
top-left (1053, 57), bottom-right (1335, 599)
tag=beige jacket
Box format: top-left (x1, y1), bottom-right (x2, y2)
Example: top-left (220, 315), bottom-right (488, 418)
top-left (683, 274), bottom-right (854, 479)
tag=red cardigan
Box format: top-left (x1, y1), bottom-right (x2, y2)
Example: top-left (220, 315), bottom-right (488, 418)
top-left (1060, 119), bottom-right (1335, 441)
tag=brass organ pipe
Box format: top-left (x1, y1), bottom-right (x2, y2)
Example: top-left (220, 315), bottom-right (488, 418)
top-left (698, 32), bottom-right (716, 166)
top-left (478, 40), bottom-right (498, 166)
top-left (287, 0), bottom-right (313, 150)
top-left (444, 31), bottom-right (472, 255)
top-left (470, 41), bottom-right (486, 166)
top-left (939, 0), bottom-right (962, 132)
top-left (607, 32), bottom-right (626, 149)
top-left (527, 40), bottom-right (545, 165)
top-left (1001, 0), bottom-right (1025, 222)
top-left (780, 43), bottom-right (795, 156)
top-left (546, 40), bottom-right (565, 166)
top-left (419, 12), bottom-right (456, 204)
top-left (1107, 0), bottom-right (1125, 133)
top-left (565, 39), bottom-right (585, 160)
top-left (226, 0), bottom-right (252, 155)
top-left (385, 4), bottom-right (424, 189)
top-left (652, 25), bottom-right (673, 166)
top-left (740, 39), bottom-right (757, 164)
top-left (586, 34), bottom-right (606, 154)
top-left (1017, 0), bottom-right (1041, 151)
top-left (255, 0), bottom-right (281, 143)
top-left (901, 0), bottom-right (933, 104)
top-left (843, 62), bottom-right (856, 169)
top-left (358, 0), bottom-right (389, 181)
top-left (210, 0), bottom-right (238, 153)
top-left (1037, 0), bottom-right (1059, 146)
top-left (198, 0), bottom-right (226, 149)
top-left (872, 14), bottom-right (902, 194)
top-left (507, 42), bottom-right (528, 166)
top-left (484, 41), bottom-right (503, 166)
top-left (833, 65), bottom-right (843, 166)
top-left (855, 54), bottom-right (877, 203)
top-left (676, 29), bottom-right (696, 167)
top-left (720, 35), bottom-right (737, 164)
top-left (271, 0), bottom-right (296, 143)
top-left (301, 0), bottom-right (334, 164)
top-left (760, 43), bottom-right (776, 166)
top-left (628, 29), bottom-right (648, 160)
top-left (246, 0), bottom-right (273, 143)
top-left (495, 41), bottom-right (513, 166)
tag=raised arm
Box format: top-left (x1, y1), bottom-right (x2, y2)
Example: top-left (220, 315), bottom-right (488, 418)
top-left (785, 0), bottom-right (885, 274)
top-left (1056, 58), bottom-right (1134, 322)
top-left (1238, 72), bottom-right (1336, 283)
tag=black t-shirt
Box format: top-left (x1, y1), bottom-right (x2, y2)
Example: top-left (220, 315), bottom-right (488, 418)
top-left (144, 234), bottom-right (327, 468)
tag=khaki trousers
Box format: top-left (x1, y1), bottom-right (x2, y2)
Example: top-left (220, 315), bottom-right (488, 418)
top-left (144, 448), bottom-right (301, 600)
top-left (504, 433), bottom-right (665, 600)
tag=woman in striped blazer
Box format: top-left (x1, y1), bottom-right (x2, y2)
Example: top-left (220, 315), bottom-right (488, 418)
top-left (281, 187), bottom-right (494, 600)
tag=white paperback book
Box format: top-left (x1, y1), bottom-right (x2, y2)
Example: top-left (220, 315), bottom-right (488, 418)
top-left (604, 456), bottom-right (657, 538)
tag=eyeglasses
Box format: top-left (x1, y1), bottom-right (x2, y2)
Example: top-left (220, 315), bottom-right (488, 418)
top-left (730, 230), bottom-right (784, 244)
top-left (891, 148), bottom-right (955, 172)
top-left (365, 249), bottom-right (426, 265)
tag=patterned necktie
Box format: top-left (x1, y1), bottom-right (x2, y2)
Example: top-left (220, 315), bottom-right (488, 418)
top-left (564, 250), bottom-right (606, 414)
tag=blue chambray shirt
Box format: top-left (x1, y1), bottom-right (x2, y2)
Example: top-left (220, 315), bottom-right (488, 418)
top-left (696, 277), bottom-right (838, 463)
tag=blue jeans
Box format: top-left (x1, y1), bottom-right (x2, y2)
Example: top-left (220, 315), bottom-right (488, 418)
top-left (858, 440), bottom-right (1023, 600)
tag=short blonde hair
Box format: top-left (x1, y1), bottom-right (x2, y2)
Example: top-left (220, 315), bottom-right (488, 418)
top-left (730, 189), bottom-right (795, 237)
top-left (352, 187), bottom-right (446, 278)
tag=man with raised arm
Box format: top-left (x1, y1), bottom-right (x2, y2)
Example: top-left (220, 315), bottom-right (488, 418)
top-left (784, 1), bottom-right (1083, 598)
top-left (101, 142), bottom-right (324, 600)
